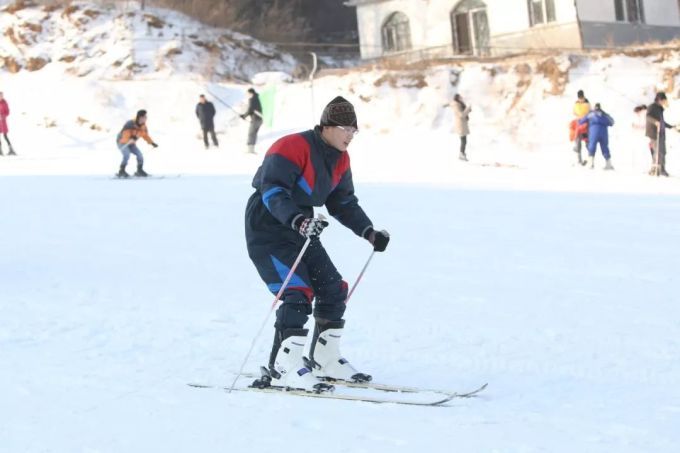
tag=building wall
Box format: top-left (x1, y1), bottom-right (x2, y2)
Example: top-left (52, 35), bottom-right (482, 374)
top-left (575, 0), bottom-right (680, 26)
top-left (351, 0), bottom-right (680, 60)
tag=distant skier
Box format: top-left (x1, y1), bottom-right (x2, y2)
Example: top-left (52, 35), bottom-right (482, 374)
top-left (571, 89), bottom-right (591, 165)
top-left (646, 92), bottom-right (677, 176)
top-left (116, 109), bottom-right (158, 178)
top-left (0, 91), bottom-right (16, 156)
top-left (450, 93), bottom-right (471, 161)
top-left (579, 103), bottom-right (615, 170)
top-left (240, 88), bottom-right (262, 154)
top-left (196, 94), bottom-right (218, 149)
top-left (245, 96), bottom-right (390, 392)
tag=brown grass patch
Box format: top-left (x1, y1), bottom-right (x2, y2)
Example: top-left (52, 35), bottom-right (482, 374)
top-left (59, 55), bottom-right (76, 63)
top-left (2, 57), bottom-right (22, 73)
top-left (536, 57), bottom-right (569, 95)
top-left (26, 57), bottom-right (48, 71)
top-left (143, 14), bottom-right (165, 29)
top-left (373, 73), bottom-right (427, 89)
top-left (4, 0), bottom-right (33, 14)
top-left (23, 22), bottom-right (42, 33)
top-left (83, 9), bottom-right (100, 19)
top-left (62, 4), bottom-right (79, 17)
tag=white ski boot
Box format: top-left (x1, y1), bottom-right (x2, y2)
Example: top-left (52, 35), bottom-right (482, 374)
top-left (267, 328), bottom-right (332, 392)
top-left (307, 320), bottom-right (371, 383)
top-left (587, 155), bottom-right (595, 169)
top-left (603, 159), bottom-right (614, 170)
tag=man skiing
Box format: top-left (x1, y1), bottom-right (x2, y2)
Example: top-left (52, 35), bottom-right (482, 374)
top-left (245, 96), bottom-right (390, 392)
top-left (196, 94), bottom-right (218, 149)
top-left (0, 91), bottom-right (17, 156)
top-left (579, 103), bottom-right (615, 170)
top-left (240, 88), bottom-right (263, 154)
top-left (646, 92), bottom-right (677, 176)
top-left (116, 109), bottom-right (158, 178)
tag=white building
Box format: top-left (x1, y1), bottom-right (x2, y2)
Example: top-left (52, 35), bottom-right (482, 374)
top-left (346, 0), bottom-right (680, 59)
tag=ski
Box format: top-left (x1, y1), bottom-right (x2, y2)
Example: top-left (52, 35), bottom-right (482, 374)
top-left (110, 174), bottom-right (181, 180)
top-left (223, 371), bottom-right (487, 397)
top-left (187, 382), bottom-right (464, 406)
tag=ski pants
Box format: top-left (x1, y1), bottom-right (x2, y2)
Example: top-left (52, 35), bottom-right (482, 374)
top-left (245, 192), bottom-right (348, 330)
top-left (460, 135), bottom-right (467, 154)
top-left (650, 138), bottom-right (667, 169)
top-left (202, 127), bottom-right (218, 147)
top-left (247, 117), bottom-right (263, 146)
top-left (0, 133), bottom-right (11, 150)
top-left (118, 142), bottom-right (143, 167)
top-left (587, 134), bottom-right (610, 160)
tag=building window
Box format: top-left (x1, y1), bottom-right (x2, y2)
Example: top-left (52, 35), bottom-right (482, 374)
top-left (528, 0), bottom-right (556, 26)
top-left (382, 12), bottom-right (412, 53)
top-left (614, 0), bottom-right (645, 23)
top-left (451, 0), bottom-right (490, 56)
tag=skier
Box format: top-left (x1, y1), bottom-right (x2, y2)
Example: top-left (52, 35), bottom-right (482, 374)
top-left (240, 88), bottom-right (262, 154)
top-left (0, 91), bottom-right (17, 156)
top-left (450, 93), bottom-right (471, 161)
top-left (196, 94), bottom-right (218, 149)
top-left (646, 92), bottom-right (677, 176)
top-left (116, 109), bottom-right (158, 178)
top-left (245, 96), bottom-right (390, 392)
top-left (571, 89), bottom-right (591, 165)
top-left (579, 103), bottom-right (615, 170)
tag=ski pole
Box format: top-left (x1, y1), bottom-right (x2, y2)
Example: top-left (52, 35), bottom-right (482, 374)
top-left (227, 214), bottom-right (325, 393)
top-left (344, 249), bottom-right (376, 305)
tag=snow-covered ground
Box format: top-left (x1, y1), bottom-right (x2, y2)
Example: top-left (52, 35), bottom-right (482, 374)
top-left (2, 175), bottom-right (680, 452)
top-left (2, 2), bottom-right (680, 452)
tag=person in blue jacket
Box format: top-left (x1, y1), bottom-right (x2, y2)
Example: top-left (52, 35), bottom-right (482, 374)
top-left (579, 103), bottom-right (615, 170)
top-left (245, 96), bottom-right (390, 392)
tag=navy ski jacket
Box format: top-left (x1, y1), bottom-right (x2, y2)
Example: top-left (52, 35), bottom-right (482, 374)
top-left (251, 127), bottom-right (372, 237)
top-left (579, 110), bottom-right (614, 141)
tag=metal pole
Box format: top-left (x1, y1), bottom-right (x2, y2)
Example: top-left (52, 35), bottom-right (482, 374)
top-left (309, 52), bottom-right (318, 124)
top-left (344, 250), bottom-right (376, 305)
top-left (227, 214), bottom-right (326, 392)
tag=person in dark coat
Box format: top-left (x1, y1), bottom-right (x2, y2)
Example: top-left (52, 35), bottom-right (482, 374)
top-left (195, 95), bottom-right (218, 149)
top-left (646, 92), bottom-right (677, 176)
top-left (240, 88), bottom-right (263, 154)
top-left (245, 96), bottom-right (390, 392)
top-left (579, 103), bottom-right (615, 170)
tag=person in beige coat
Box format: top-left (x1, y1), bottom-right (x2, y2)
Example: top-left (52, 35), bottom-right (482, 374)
top-left (451, 94), bottom-right (471, 161)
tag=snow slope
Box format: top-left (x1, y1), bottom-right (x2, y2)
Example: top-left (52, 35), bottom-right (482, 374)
top-left (2, 176), bottom-right (680, 452)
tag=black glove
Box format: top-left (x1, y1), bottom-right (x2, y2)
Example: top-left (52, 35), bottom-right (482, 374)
top-left (293, 216), bottom-right (329, 238)
top-left (240, 114), bottom-right (247, 120)
top-left (364, 228), bottom-right (390, 252)
top-left (151, 142), bottom-right (159, 148)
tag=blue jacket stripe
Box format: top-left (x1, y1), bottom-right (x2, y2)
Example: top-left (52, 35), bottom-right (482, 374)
top-left (296, 177), bottom-right (312, 195)
top-left (270, 255), bottom-right (309, 288)
top-left (262, 186), bottom-right (285, 210)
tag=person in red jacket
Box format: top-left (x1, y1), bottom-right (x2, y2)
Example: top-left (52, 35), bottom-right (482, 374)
top-left (0, 91), bottom-right (17, 156)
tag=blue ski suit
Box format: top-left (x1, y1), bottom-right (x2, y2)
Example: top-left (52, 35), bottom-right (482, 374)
top-left (579, 110), bottom-right (614, 159)
top-left (245, 127), bottom-right (373, 329)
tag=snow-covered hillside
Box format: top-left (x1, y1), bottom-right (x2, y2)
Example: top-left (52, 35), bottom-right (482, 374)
top-left (0, 0), bottom-right (297, 80)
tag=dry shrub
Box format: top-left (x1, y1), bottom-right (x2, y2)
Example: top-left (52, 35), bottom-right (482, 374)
top-left (143, 14), bottom-right (165, 29)
top-left (59, 55), bottom-right (76, 62)
top-left (2, 57), bottom-right (23, 73)
top-left (23, 22), bottom-right (42, 33)
top-left (62, 4), bottom-right (79, 17)
top-left (536, 57), bottom-right (569, 95)
top-left (26, 57), bottom-right (48, 71)
top-left (193, 40), bottom-right (220, 53)
top-left (373, 73), bottom-right (427, 89)
top-left (4, 27), bottom-right (31, 46)
top-left (165, 48), bottom-right (182, 57)
top-left (4, 0), bottom-right (34, 14)
top-left (83, 9), bottom-right (100, 19)
top-left (42, 3), bottom-right (59, 13)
